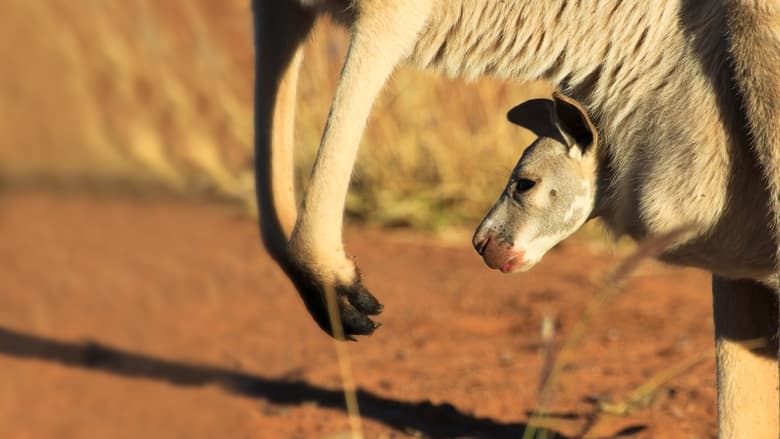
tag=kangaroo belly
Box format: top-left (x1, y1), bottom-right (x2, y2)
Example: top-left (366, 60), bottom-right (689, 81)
top-left (661, 235), bottom-right (776, 286)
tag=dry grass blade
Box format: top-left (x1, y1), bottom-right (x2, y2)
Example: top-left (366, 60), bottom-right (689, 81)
top-left (580, 336), bottom-right (768, 437)
top-left (0, 4), bottom-right (549, 229)
top-left (323, 285), bottom-right (365, 439)
top-left (537, 313), bottom-right (557, 398)
top-left (596, 350), bottom-right (711, 417)
top-left (522, 226), bottom-right (694, 439)
top-left (598, 336), bottom-right (767, 415)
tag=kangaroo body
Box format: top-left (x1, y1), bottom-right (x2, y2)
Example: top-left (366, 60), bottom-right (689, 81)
top-left (254, 1), bottom-right (780, 436)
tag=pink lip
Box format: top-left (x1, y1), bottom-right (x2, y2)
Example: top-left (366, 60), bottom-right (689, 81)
top-left (500, 258), bottom-right (519, 273)
top-left (479, 238), bottom-right (525, 272)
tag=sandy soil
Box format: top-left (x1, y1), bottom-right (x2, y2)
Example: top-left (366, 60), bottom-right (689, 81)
top-left (0, 192), bottom-right (717, 438)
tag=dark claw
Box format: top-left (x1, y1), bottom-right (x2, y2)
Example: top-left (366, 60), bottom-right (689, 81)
top-left (339, 297), bottom-right (381, 335)
top-left (280, 259), bottom-right (383, 339)
top-left (339, 282), bottom-right (384, 315)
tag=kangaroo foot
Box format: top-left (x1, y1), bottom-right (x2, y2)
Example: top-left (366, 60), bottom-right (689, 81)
top-left (282, 258), bottom-right (383, 339)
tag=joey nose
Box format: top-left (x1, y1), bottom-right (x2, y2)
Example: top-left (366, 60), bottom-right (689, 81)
top-left (473, 234), bottom-right (491, 255)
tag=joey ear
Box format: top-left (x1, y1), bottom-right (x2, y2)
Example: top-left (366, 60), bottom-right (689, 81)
top-left (552, 92), bottom-right (598, 153)
top-left (506, 98), bottom-right (561, 139)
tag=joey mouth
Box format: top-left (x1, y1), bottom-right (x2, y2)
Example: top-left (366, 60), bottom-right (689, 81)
top-left (500, 257), bottom-right (520, 273)
top-left (480, 238), bottom-right (526, 273)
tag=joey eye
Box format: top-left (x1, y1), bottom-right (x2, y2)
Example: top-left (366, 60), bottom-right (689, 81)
top-left (515, 178), bottom-right (537, 193)
top-left (512, 178), bottom-right (537, 201)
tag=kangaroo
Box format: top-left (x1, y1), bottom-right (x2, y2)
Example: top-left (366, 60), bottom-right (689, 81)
top-left (254, 1), bottom-right (780, 436)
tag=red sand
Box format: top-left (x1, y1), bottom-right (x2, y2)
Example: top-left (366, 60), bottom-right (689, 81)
top-left (0, 192), bottom-right (716, 438)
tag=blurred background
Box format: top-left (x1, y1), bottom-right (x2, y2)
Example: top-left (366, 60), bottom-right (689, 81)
top-left (0, 0), bottom-right (547, 229)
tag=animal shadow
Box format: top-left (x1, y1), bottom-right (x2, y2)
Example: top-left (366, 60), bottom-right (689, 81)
top-left (0, 325), bottom-right (642, 438)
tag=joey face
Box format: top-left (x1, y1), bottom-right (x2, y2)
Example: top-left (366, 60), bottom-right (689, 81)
top-left (473, 92), bottom-right (599, 273)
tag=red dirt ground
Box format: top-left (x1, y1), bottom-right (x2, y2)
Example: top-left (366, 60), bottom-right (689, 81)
top-left (0, 192), bottom-right (717, 438)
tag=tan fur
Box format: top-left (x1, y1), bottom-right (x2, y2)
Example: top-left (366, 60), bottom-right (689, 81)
top-left (254, 1), bottom-right (780, 435)
top-left (724, 4), bottom-right (780, 434)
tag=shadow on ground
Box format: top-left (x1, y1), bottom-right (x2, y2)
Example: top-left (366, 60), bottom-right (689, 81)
top-left (0, 326), bottom-right (577, 438)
